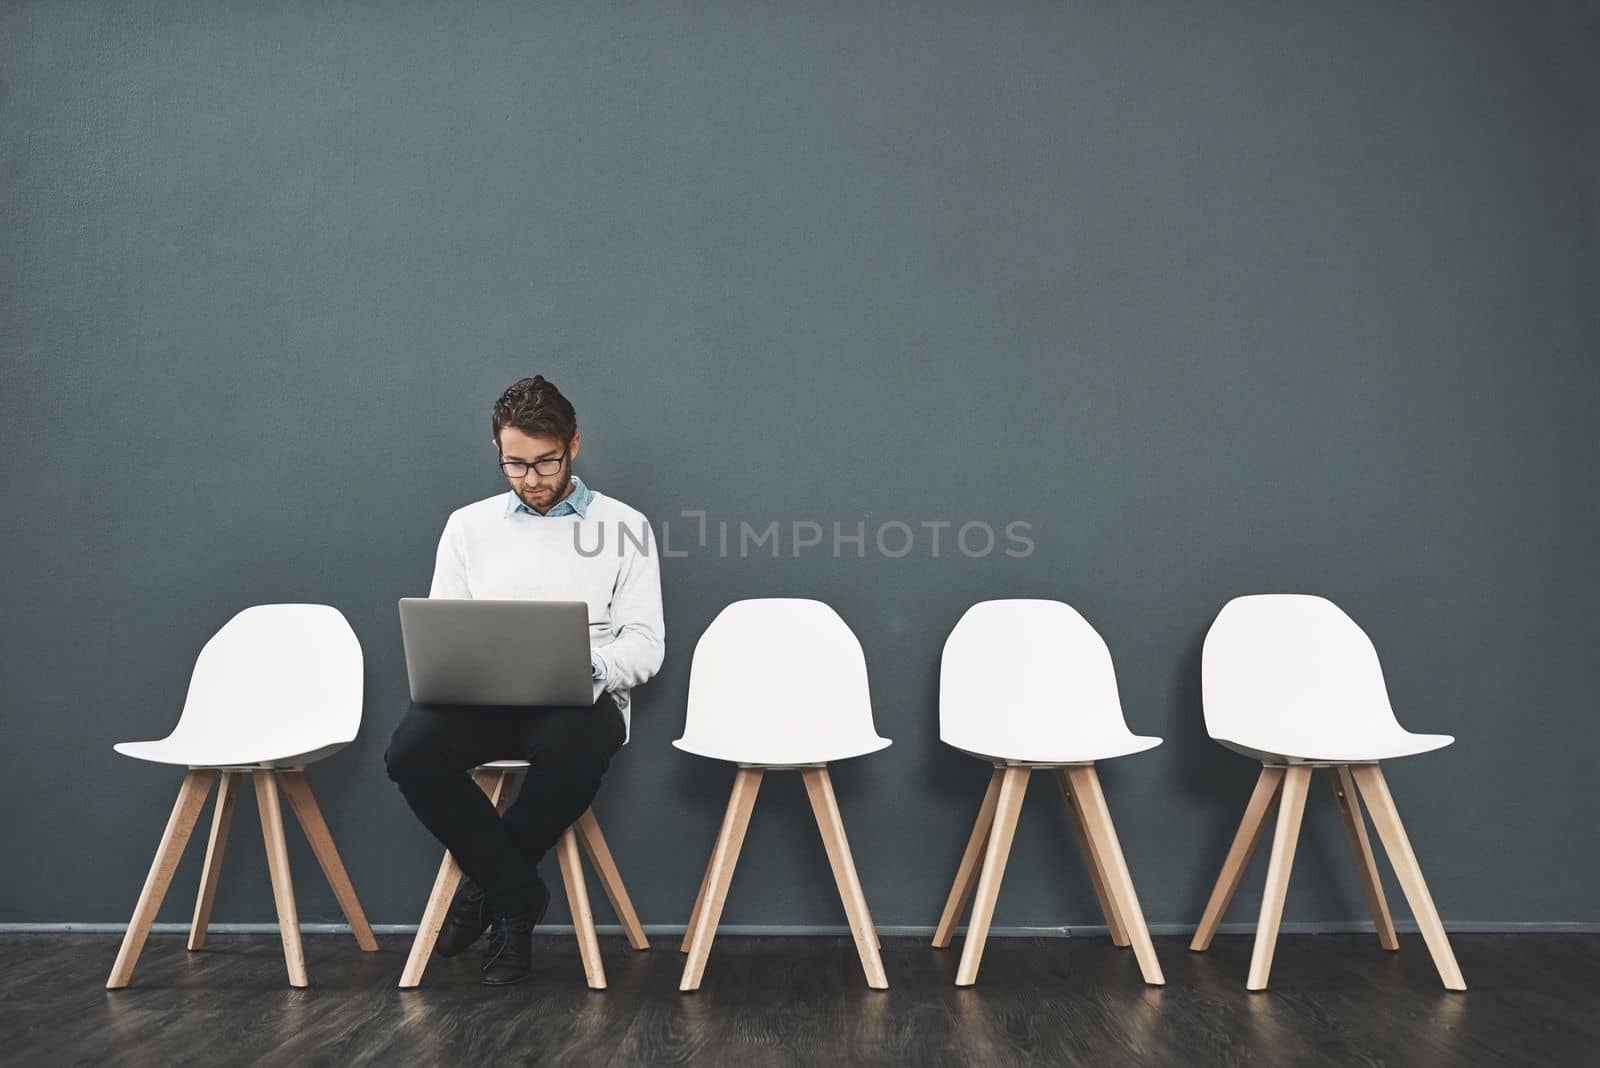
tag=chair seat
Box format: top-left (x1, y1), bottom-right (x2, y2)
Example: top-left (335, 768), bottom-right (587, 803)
top-left (113, 738), bottom-right (350, 768)
top-left (947, 733), bottom-right (1162, 766)
top-left (1213, 730), bottom-right (1454, 765)
top-left (671, 736), bottom-right (892, 766)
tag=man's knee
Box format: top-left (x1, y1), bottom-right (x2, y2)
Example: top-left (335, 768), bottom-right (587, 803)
top-left (385, 714), bottom-right (449, 784)
top-left (384, 739), bottom-right (424, 784)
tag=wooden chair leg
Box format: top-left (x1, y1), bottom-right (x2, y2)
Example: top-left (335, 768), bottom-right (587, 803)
top-left (1246, 764), bottom-right (1312, 990)
top-left (681, 859), bottom-right (712, 953)
top-left (556, 825), bottom-right (605, 989)
top-left (932, 768), bottom-right (1003, 949)
top-left (1065, 765), bottom-right (1165, 986)
top-left (277, 770), bottom-right (379, 951)
top-left (955, 765), bottom-right (1029, 987)
top-left (1349, 764), bottom-right (1467, 991)
top-left (1191, 765), bottom-right (1285, 951)
top-left (1054, 768), bottom-right (1129, 947)
top-left (680, 767), bottom-right (763, 992)
top-left (400, 849), bottom-right (464, 989)
top-left (801, 767), bottom-right (889, 990)
top-left (253, 770), bottom-right (307, 987)
top-left (574, 809), bottom-right (650, 951)
top-left (399, 768), bottom-right (513, 989)
top-left (188, 770), bottom-right (241, 951)
top-left (107, 770), bottom-right (215, 989)
top-left (1329, 766), bottom-right (1399, 951)
top-left (487, 768), bottom-right (523, 816)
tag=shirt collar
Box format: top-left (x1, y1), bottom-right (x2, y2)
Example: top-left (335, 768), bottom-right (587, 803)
top-left (503, 475), bottom-right (594, 519)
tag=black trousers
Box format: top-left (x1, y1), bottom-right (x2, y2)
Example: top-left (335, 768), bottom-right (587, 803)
top-left (384, 699), bottom-right (626, 917)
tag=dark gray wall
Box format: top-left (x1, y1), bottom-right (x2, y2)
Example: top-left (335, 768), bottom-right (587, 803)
top-left (3, 0), bottom-right (1595, 931)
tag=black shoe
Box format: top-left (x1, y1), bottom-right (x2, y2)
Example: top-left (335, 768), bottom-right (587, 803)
top-left (434, 878), bottom-right (490, 958)
top-left (479, 880), bottom-right (550, 986)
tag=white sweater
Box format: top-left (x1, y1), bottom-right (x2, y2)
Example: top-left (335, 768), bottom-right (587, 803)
top-left (428, 489), bottom-right (665, 742)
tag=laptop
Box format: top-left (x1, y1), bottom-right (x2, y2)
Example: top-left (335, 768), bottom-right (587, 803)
top-left (399, 598), bottom-right (598, 707)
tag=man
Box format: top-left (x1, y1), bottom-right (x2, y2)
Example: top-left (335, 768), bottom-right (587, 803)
top-left (385, 375), bottom-right (664, 985)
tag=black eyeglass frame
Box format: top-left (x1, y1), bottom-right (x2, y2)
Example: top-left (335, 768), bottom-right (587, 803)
top-left (497, 446), bottom-right (569, 480)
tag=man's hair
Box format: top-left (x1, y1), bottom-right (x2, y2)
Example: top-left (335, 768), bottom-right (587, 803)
top-left (492, 375), bottom-right (578, 446)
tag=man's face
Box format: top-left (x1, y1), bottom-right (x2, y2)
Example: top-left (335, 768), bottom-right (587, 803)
top-left (496, 427), bottom-right (582, 514)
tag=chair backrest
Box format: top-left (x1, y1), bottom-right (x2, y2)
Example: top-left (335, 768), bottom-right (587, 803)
top-left (1201, 594), bottom-right (1402, 748)
top-left (940, 599), bottom-right (1136, 755)
top-left (165, 604), bottom-right (364, 755)
top-left (678, 598), bottom-right (887, 763)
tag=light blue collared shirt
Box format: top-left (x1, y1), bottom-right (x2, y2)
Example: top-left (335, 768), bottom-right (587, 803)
top-left (502, 475), bottom-right (595, 520)
top-left (503, 475), bottom-right (604, 680)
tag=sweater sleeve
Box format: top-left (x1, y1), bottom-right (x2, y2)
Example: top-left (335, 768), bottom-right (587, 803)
top-left (428, 514), bottom-right (472, 598)
top-left (592, 519), bottom-right (665, 691)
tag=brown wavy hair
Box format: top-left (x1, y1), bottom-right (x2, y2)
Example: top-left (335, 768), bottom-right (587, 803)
top-left (491, 375), bottom-right (577, 446)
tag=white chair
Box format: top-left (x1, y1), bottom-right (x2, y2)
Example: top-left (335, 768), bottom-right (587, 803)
top-left (675, 598), bottom-right (892, 991)
top-left (398, 762), bottom-right (649, 990)
top-left (933, 599), bottom-right (1166, 987)
top-left (1190, 594), bottom-right (1466, 991)
top-left (107, 604), bottom-right (376, 989)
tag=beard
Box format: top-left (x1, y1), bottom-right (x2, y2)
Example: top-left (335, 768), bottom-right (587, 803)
top-left (521, 468), bottom-right (572, 511)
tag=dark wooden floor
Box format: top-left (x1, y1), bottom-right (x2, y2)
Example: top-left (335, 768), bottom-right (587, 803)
top-left (0, 932), bottom-right (1594, 1066)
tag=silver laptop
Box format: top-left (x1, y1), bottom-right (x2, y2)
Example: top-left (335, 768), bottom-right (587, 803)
top-left (399, 598), bottom-right (598, 707)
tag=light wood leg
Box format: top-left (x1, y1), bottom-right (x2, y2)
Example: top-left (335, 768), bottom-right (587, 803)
top-left (1054, 768), bottom-right (1130, 947)
top-left (399, 768), bottom-right (512, 989)
top-left (107, 770), bottom-right (215, 989)
top-left (574, 809), bottom-right (649, 951)
top-left (1065, 765), bottom-right (1165, 985)
top-left (1190, 765), bottom-right (1285, 952)
top-left (188, 770), bottom-right (241, 951)
top-left (557, 825), bottom-right (605, 989)
top-left (488, 768), bottom-right (523, 815)
top-left (955, 765), bottom-right (1029, 987)
top-left (255, 770), bottom-right (307, 987)
top-left (1329, 766), bottom-right (1399, 951)
top-left (399, 850), bottom-right (463, 989)
top-left (801, 767), bottom-right (889, 990)
top-left (277, 770), bottom-right (379, 952)
top-left (680, 768), bottom-right (763, 992)
top-left (1246, 764), bottom-right (1312, 991)
top-left (932, 768), bottom-right (1003, 949)
top-left (680, 856), bottom-right (714, 953)
top-left (1350, 764), bottom-right (1466, 991)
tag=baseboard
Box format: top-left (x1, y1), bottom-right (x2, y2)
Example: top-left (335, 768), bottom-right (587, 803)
top-left (3, 921), bottom-right (1597, 935)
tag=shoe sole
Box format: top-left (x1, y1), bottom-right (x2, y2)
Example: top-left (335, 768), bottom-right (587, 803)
top-left (479, 970), bottom-right (531, 986)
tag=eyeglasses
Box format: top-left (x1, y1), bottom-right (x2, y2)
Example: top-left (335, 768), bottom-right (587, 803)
top-left (498, 447), bottom-right (568, 480)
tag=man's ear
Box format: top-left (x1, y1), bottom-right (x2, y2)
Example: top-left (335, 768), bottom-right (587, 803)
top-left (568, 431), bottom-right (582, 462)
